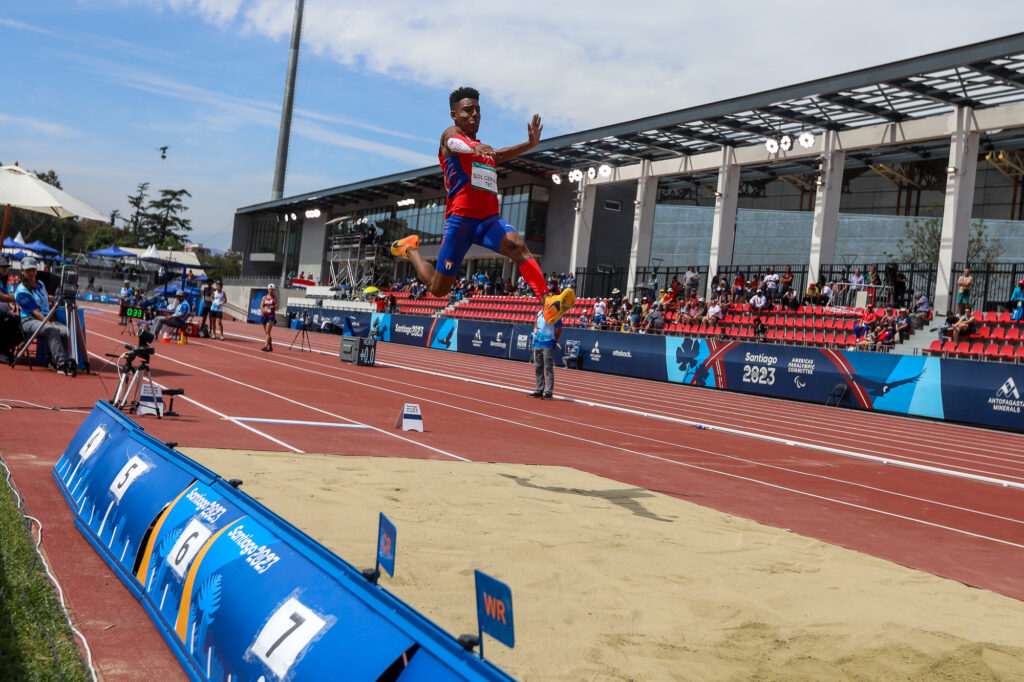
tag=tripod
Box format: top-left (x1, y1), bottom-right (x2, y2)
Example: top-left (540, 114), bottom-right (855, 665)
top-left (109, 350), bottom-right (156, 415)
top-left (11, 295), bottom-right (89, 375)
top-left (289, 316), bottom-right (312, 352)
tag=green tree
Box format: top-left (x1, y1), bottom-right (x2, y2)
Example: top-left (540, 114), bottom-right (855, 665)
top-left (887, 204), bottom-right (1003, 264)
top-left (142, 189), bottom-right (192, 248)
top-left (201, 250), bottom-right (243, 280)
top-left (125, 182), bottom-right (149, 245)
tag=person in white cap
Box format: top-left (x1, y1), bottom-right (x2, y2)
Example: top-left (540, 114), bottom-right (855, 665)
top-left (260, 284), bottom-right (278, 352)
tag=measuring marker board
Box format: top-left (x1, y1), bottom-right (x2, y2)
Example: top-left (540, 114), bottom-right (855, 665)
top-left (475, 570), bottom-right (514, 651)
top-left (395, 403), bottom-right (424, 432)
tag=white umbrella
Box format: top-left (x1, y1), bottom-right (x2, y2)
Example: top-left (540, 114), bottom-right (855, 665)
top-left (0, 164), bottom-right (107, 244)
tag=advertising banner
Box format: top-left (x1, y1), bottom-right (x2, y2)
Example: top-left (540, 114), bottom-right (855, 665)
top-left (939, 358), bottom-right (1024, 430)
top-left (457, 320), bottom-right (514, 359)
top-left (556, 329), bottom-right (669, 382)
top-left (509, 324), bottom-right (534, 362)
top-left (429, 317), bottom-right (459, 351)
top-left (248, 289), bottom-right (267, 323)
top-left (390, 314), bottom-right (433, 347)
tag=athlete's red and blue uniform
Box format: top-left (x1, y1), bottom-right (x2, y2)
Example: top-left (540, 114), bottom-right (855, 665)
top-left (436, 134), bottom-right (517, 276)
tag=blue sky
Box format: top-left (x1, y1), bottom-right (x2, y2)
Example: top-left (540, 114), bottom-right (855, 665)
top-left (3, 1), bottom-right (1023, 252)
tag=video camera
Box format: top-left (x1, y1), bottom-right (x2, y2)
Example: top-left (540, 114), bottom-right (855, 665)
top-left (124, 329), bottom-right (156, 363)
top-left (59, 266), bottom-right (80, 299)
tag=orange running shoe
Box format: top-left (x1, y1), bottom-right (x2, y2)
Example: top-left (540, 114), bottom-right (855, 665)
top-left (391, 234), bottom-right (420, 259)
top-left (543, 288), bottom-right (576, 325)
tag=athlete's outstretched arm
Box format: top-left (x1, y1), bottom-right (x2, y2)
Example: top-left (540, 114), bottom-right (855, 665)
top-left (493, 114), bottom-right (542, 164)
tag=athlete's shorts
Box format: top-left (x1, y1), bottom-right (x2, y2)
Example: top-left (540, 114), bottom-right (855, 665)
top-left (261, 315), bottom-right (276, 325)
top-left (209, 310), bottom-right (223, 320)
top-left (436, 214), bottom-right (516, 277)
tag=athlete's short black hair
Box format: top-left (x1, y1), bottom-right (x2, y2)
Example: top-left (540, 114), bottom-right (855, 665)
top-left (449, 86), bottom-right (480, 109)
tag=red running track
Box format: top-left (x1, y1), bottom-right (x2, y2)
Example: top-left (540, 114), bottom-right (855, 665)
top-left (4, 304), bottom-right (1024, 678)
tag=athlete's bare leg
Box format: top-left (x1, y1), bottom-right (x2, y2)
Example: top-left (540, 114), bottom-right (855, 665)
top-left (406, 246), bottom-right (457, 297)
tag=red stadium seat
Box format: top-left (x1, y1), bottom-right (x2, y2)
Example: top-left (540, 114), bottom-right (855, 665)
top-left (784, 330), bottom-right (796, 342)
top-left (925, 339), bottom-right (944, 355)
top-left (823, 331), bottom-right (837, 345)
top-left (983, 343), bottom-right (1001, 359)
top-left (813, 331), bottom-right (826, 344)
top-left (983, 311), bottom-right (999, 323)
top-left (1016, 346), bottom-right (1024, 360)
top-left (1006, 327), bottom-right (1021, 341)
top-left (813, 318), bottom-right (825, 329)
top-left (967, 342), bottom-right (985, 357)
top-left (975, 326), bottom-right (991, 340)
top-left (793, 331), bottom-right (805, 343)
top-left (999, 312), bottom-right (1012, 324)
top-left (941, 341), bottom-right (956, 355)
top-left (1000, 344), bottom-right (1016, 360)
top-left (991, 327), bottom-right (1006, 341)
top-left (952, 341), bottom-right (970, 356)
top-left (767, 329), bottom-right (781, 340)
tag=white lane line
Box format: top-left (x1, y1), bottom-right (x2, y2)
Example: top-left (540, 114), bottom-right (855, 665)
top-left (86, 350), bottom-right (303, 453)
top-left (229, 418), bottom-right (372, 429)
top-left (88, 330), bottom-right (467, 462)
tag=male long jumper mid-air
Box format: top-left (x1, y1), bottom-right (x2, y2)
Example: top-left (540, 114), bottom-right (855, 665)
top-left (391, 86), bottom-right (574, 324)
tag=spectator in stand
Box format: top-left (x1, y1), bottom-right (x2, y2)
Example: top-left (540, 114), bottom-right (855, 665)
top-left (749, 289), bottom-right (768, 313)
top-left (704, 299), bottom-right (723, 328)
top-left (753, 316), bottom-right (768, 343)
top-left (684, 266), bottom-right (700, 298)
top-left (849, 268), bottom-right (865, 292)
top-left (647, 271), bottom-right (659, 296)
top-left (589, 297), bottom-right (605, 325)
top-left (867, 265), bottom-right (882, 288)
top-left (857, 326), bottom-right (877, 351)
top-left (820, 281), bottom-right (835, 307)
top-left (910, 291), bottom-right (931, 329)
top-left (1011, 279), bottom-right (1024, 321)
top-left (629, 298), bottom-right (643, 331)
top-left (646, 304), bottom-right (665, 334)
top-left (895, 308), bottom-right (911, 342)
top-left (780, 289), bottom-right (800, 312)
top-left (732, 270), bottom-right (746, 304)
top-left (951, 306), bottom-right (978, 343)
top-left (779, 265), bottom-right (794, 296)
top-left (955, 267), bottom-right (973, 315)
top-left (669, 275), bottom-right (681, 301)
top-left (935, 310), bottom-right (960, 341)
top-left (763, 267), bottom-right (779, 302)
top-left (803, 280), bottom-right (821, 306)
top-left (875, 319), bottom-right (896, 351)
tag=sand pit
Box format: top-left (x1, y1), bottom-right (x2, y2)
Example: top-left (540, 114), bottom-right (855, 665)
top-left (182, 448), bottom-right (1024, 681)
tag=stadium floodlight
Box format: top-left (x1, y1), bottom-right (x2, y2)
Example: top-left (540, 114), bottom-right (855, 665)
top-left (587, 167), bottom-right (597, 180)
top-left (815, 177), bottom-right (824, 187)
top-left (283, 213), bottom-right (289, 222)
top-left (551, 173), bottom-right (562, 185)
top-left (395, 198), bottom-right (415, 207)
top-left (291, 213), bottom-right (298, 221)
top-left (765, 138), bottom-right (780, 154)
top-left (779, 134), bottom-right (793, 152)
top-left (946, 165), bottom-right (958, 174)
top-left (304, 208), bottom-right (322, 219)
top-left (598, 164), bottom-right (612, 177)
top-left (798, 131), bottom-right (815, 148)
top-left (568, 169), bottom-right (584, 182)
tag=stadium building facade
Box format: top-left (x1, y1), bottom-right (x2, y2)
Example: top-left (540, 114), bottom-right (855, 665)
top-left (233, 33), bottom-right (1024, 313)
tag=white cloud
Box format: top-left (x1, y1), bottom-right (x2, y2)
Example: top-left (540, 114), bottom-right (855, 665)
top-left (135, 0), bottom-right (1024, 130)
top-left (0, 113), bottom-right (79, 139)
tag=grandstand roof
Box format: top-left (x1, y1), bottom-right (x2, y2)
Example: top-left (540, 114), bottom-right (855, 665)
top-left (239, 32), bottom-right (1024, 214)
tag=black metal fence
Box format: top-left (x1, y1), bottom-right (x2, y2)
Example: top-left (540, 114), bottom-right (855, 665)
top-left (634, 266), bottom-right (708, 300)
top-left (574, 266), bottom-right (628, 299)
top-left (952, 261), bottom-right (1024, 312)
top-left (820, 261), bottom-right (936, 309)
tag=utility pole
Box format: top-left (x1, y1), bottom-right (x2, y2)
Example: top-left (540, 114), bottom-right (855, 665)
top-left (271, 0), bottom-right (304, 201)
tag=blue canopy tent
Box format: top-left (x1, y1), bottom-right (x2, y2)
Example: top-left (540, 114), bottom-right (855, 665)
top-left (89, 245), bottom-right (136, 258)
top-left (2, 237), bottom-right (26, 249)
top-left (25, 239), bottom-right (59, 255)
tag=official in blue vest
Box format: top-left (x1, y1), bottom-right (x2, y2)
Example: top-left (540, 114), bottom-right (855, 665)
top-left (527, 309), bottom-right (562, 400)
top-left (14, 256), bottom-right (72, 373)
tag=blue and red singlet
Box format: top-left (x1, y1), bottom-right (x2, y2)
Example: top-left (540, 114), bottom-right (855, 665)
top-left (439, 134), bottom-right (499, 219)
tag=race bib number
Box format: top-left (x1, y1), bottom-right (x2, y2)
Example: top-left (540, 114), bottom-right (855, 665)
top-left (471, 162), bottom-right (498, 194)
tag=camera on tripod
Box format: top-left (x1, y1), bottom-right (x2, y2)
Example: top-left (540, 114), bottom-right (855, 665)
top-left (58, 266), bottom-right (80, 300)
top-left (124, 329), bottom-right (156, 364)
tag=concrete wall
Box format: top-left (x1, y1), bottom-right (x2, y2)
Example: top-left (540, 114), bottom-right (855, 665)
top-left (587, 182), bottom-right (637, 268)
top-left (539, 183), bottom-right (576, 274)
